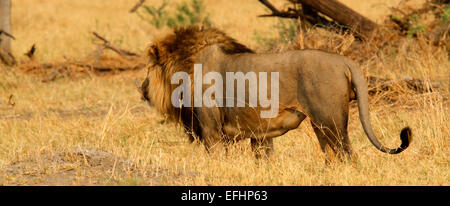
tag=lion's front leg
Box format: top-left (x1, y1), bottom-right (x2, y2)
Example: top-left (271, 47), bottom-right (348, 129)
top-left (251, 138), bottom-right (274, 159)
top-left (195, 107), bottom-right (224, 153)
top-left (201, 127), bottom-right (224, 153)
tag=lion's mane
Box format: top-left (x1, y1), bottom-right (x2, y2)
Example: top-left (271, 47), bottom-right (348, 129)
top-left (144, 26), bottom-right (253, 142)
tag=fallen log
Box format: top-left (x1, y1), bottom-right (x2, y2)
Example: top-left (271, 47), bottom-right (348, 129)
top-left (367, 76), bottom-right (442, 94)
top-left (258, 0), bottom-right (378, 38)
top-left (296, 0), bottom-right (378, 37)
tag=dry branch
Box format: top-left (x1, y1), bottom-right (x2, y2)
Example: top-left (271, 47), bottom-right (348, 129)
top-left (258, 0), bottom-right (299, 18)
top-left (18, 32), bottom-right (146, 82)
top-left (258, 0), bottom-right (332, 32)
top-left (71, 61), bottom-right (145, 72)
top-left (0, 29), bottom-right (16, 66)
top-left (129, 0), bottom-right (146, 13)
top-left (92, 32), bottom-right (140, 57)
top-left (0, 47), bottom-right (15, 66)
top-left (0, 29), bottom-right (15, 40)
top-left (41, 68), bottom-right (60, 83)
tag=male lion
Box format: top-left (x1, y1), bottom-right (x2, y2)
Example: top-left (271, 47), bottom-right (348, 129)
top-left (140, 26), bottom-right (412, 162)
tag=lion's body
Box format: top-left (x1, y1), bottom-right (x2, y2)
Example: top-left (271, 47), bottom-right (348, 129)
top-left (142, 26), bottom-right (412, 162)
top-left (199, 47), bottom-right (352, 138)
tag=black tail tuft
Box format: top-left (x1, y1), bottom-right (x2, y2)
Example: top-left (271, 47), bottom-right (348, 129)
top-left (392, 127), bottom-right (412, 154)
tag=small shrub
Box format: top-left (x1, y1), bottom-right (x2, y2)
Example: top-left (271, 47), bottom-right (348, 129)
top-left (137, 0), bottom-right (211, 29)
top-left (139, 1), bottom-right (169, 29)
top-left (254, 19), bottom-right (299, 50)
top-left (440, 4), bottom-right (449, 24)
top-left (406, 14), bottom-right (425, 38)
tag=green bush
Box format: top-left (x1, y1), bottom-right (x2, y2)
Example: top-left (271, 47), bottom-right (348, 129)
top-left (137, 0), bottom-right (211, 29)
top-left (406, 14), bottom-right (425, 38)
top-left (254, 19), bottom-right (299, 50)
top-left (441, 4), bottom-right (449, 24)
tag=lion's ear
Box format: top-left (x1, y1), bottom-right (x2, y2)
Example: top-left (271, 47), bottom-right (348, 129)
top-left (147, 45), bottom-right (160, 65)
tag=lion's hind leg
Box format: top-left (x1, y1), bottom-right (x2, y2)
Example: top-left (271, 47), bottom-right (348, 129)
top-left (310, 117), bottom-right (355, 165)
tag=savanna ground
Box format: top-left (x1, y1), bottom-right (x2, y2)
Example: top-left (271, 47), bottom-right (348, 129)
top-left (0, 0), bottom-right (448, 185)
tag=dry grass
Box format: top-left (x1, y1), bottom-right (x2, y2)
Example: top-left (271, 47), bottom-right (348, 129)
top-left (0, 0), bottom-right (448, 185)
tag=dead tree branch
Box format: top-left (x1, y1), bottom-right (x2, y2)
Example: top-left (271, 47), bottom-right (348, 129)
top-left (71, 61), bottom-right (145, 72)
top-left (129, 0), bottom-right (146, 13)
top-left (0, 30), bottom-right (16, 66)
top-left (258, 0), bottom-right (333, 31)
top-left (0, 29), bottom-right (15, 40)
top-left (92, 32), bottom-right (140, 57)
top-left (0, 48), bottom-right (15, 66)
top-left (258, 0), bottom-right (299, 18)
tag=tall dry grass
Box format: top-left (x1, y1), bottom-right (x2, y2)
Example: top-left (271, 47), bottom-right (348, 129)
top-left (0, 0), bottom-right (448, 185)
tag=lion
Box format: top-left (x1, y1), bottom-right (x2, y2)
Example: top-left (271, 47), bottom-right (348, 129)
top-left (139, 25), bottom-right (412, 162)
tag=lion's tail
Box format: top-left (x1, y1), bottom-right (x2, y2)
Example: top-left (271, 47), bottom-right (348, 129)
top-left (346, 61), bottom-right (412, 154)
